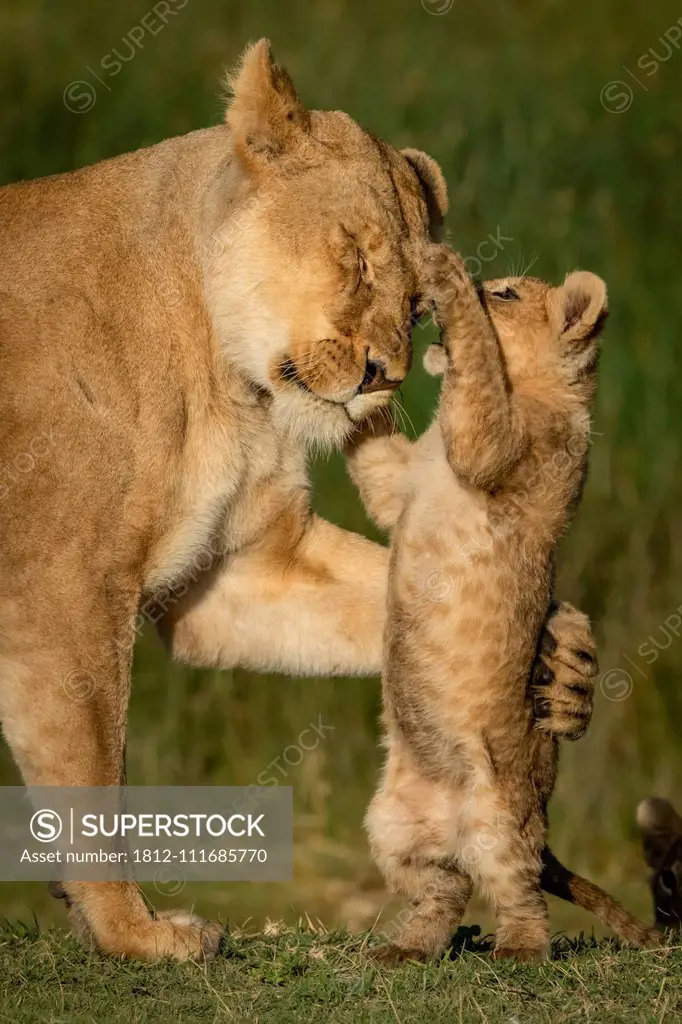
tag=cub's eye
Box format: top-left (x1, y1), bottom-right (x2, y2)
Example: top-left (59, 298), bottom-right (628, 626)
top-left (489, 285), bottom-right (520, 301)
top-left (358, 250), bottom-right (369, 279)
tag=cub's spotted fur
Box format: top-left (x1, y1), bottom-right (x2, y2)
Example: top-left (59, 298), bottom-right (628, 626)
top-left (349, 245), bottom-right (658, 960)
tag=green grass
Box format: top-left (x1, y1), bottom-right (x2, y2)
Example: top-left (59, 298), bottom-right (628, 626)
top-left (1, 0), bottom-right (681, 942)
top-left (1, 924), bottom-right (680, 1023)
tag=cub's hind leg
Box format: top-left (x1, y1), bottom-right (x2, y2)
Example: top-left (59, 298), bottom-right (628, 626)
top-left (371, 860), bottom-right (472, 964)
top-left (463, 798), bottom-right (550, 961)
top-left (365, 749), bottom-right (471, 961)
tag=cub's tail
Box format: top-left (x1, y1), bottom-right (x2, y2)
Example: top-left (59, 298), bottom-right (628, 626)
top-left (541, 846), bottom-right (660, 948)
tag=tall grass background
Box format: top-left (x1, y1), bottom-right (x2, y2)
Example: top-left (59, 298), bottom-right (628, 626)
top-left (1, 0), bottom-right (681, 933)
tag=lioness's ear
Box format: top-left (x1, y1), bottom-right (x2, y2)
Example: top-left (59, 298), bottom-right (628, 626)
top-left (549, 270), bottom-right (609, 345)
top-left (401, 148), bottom-right (449, 239)
top-left (637, 798), bottom-right (682, 870)
top-left (225, 39), bottom-right (310, 169)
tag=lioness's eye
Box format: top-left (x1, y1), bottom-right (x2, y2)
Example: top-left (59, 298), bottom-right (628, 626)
top-left (489, 286), bottom-right (520, 301)
top-left (358, 251), bottom-right (369, 278)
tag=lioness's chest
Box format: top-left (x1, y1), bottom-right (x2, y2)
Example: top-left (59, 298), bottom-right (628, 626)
top-left (145, 403), bottom-right (304, 590)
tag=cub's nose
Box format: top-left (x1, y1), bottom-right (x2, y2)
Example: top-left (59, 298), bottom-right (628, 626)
top-left (359, 359), bottom-right (402, 395)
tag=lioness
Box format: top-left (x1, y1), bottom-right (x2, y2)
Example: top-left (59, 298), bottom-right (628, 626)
top-left (0, 40), bottom-right (597, 961)
top-left (350, 246), bottom-right (656, 960)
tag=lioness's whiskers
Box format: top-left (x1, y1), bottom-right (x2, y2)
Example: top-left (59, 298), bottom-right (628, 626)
top-left (393, 393), bottom-right (417, 439)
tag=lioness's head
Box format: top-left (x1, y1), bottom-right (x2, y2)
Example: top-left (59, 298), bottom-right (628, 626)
top-left (204, 40), bottom-right (447, 447)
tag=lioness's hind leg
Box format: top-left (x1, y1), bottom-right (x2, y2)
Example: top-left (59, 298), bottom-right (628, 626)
top-left (0, 616), bottom-right (222, 962)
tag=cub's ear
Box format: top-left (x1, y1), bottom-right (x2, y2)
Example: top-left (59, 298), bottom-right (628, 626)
top-left (637, 797), bottom-right (682, 870)
top-left (549, 271), bottom-right (609, 346)
top-left (401, 148), bottom-right (449, 240)
top-left (225, 39), bottom-right (310, 170)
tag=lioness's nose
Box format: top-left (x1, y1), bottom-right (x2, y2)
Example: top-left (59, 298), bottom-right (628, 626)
top-left (359, 359), bottom-right (402, 395)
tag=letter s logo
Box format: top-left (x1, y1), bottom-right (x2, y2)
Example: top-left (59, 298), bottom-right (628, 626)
top-left (30, 809), bottom-right (63, 843)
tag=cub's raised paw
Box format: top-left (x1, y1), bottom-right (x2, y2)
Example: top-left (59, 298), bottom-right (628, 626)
top-left (423, 342), bottom-right (448, 376)
top-left (421, 243), bottom-right (472, 322)
top-left (533, 600), bottom-right (598, 740)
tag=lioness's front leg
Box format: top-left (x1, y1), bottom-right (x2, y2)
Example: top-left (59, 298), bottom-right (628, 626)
top-left (0, 588), bottom-right (223, 962)
top-left (164, 518), bottom-right (596, 741)
top-left (163, 514), bottom-right (388, 677)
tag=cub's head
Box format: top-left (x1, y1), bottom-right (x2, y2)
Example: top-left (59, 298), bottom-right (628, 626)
top-left (206, 40), bottom-right (447, 448)
top-left (637, 797), bottom-right (682, 932)
top-left (425, 269), bottom-right (608, 406)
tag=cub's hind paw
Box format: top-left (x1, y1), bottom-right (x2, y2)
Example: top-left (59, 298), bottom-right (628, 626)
top-left (493, 944), bottom-right (548, 963)
top-left (369, 944), bottom-right (430, 966)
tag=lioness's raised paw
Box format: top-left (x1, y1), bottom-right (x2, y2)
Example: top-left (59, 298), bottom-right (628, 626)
top-left (532, 600), bottom-right (598, 740)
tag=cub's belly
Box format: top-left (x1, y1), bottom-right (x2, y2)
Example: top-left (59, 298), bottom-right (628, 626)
top-left (388, 490), bottom-right (549, 714)
top-left (393, 483), bottom-right (497, 603)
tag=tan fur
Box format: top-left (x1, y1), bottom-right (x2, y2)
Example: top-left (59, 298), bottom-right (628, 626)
top-left (0, 39), bottom-right (451, 962)
top-left (0, 41), bottom-right (602, 962)
top-left (350, 247), bottom-right (658, 959)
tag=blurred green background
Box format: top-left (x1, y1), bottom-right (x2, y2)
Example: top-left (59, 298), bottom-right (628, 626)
top-left (1, 0), bottom-right (681, 937)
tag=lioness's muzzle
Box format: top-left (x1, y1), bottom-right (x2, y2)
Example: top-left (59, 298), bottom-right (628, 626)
top-left (359, 359), bottom-right (402, 395)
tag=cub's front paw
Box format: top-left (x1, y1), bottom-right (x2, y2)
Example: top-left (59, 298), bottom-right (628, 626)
top-left (421, 243), bottom-right (473, 325)
top-left (532, 601), bottom-right (598, 740)
top-left (423, 342), bottom-right (448, 376)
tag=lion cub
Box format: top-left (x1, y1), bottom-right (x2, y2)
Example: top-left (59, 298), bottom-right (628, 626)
top-left (349, 245), bottom-right (657, 961)
top-left (637, 797), bottom-right (682, 932)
